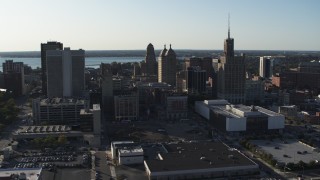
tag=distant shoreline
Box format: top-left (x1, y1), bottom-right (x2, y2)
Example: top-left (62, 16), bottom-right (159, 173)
top-left (1, 49), bottom-right (319, 58)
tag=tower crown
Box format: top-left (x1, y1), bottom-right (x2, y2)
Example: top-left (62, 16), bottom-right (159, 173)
top-left (159, 44), bottom-right (167, 57)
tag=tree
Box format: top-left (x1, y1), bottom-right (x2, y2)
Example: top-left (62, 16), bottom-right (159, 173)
top-left (58, 135), bottom-right (67, 145)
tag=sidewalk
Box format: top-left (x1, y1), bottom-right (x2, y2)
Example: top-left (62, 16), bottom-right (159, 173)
top-left (90, 150), bottom-right (96, 180)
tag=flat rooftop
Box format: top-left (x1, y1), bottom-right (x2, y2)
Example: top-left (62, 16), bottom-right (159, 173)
top-left (0, 168), bottom-right (42, 180)
top-left (119, 146), bottom-right (144, 154)
top-left (145, 142), bottom-right (257, 172)
top-left (210, 104), bottom-right (282, 118)
top-left (210, 106), bottom-right (241, 118)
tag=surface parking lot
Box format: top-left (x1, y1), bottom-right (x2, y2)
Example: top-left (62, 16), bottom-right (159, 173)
top-left (10, 151), bottom-right (91, 169)
top-left (251, 139), bottom-right (320, 164)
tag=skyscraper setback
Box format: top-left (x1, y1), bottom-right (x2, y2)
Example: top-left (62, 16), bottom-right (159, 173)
top-left (217, 23), bottom-right (246, 104)
top-left (41, 41), bottom-right (63, 95)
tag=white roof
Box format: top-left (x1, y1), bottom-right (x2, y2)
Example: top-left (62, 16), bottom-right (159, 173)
top-left (0, 168), bottom-right (42, 180)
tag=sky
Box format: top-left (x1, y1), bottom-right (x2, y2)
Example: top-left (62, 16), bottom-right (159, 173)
top-left (0, 0), bottom-right (319, 51)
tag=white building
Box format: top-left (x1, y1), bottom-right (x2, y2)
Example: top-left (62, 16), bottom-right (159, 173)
top-left (195, 100), bottom-right (284, 132)
top-left (195, 100), bottom-right (229, 120)
top-left (0, 168), bottom-right (42, 180)
top-left (111, 141), bottom-right (134, 160)
top-left (118, 147), bottom-right (144, 165)
top-left (110, 141), bottom-right (144, 165)
top-left (259, 56), bottom-right (273, 79)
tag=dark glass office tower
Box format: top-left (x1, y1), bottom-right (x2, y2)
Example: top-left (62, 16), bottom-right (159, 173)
top-left (41, 41), bottom-right (63, 95)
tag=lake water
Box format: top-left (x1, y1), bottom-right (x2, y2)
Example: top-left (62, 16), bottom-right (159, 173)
top-left (0, 57), bottom-right (144, 69)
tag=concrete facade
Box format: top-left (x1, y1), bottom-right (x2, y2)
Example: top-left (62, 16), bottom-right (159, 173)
top-left (195, 100), bottom-right (284, 132)
top-left (32, 98), bottom-right (87, 125)
top-left (46, 47), bottom-right (85, 97)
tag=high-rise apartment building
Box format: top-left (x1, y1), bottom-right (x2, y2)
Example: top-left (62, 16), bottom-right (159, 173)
top-left (2, 60), bottom-right (25, 96)
top-left (259, 56), bottom-right (273, 79)
top-left (158, 44), bottom-right (177, 87)
top-left (217, 26), bottom-right (246, 104)
top-left (46, 47), bottom-right (85, 97)
top-left (41, 41), bottom-right (63, 95)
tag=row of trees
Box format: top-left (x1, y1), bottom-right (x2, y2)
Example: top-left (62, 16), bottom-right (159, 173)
top-left (0, 92), bottom-right (19, 132)
top-left (31, 135), bottom-right (67, 149)
top-left (240, 139), bottom-right (278, 167)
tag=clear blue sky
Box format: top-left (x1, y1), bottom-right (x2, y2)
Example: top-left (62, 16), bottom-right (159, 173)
top-left (0, 0), bottom-right (319, 51)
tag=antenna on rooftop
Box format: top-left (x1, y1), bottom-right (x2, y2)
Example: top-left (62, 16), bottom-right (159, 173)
top-left (228, 13), bottom-right (230, 39)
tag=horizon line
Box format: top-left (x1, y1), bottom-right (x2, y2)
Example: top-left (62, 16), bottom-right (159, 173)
top-left (1, 49), bottom-right (320, 53)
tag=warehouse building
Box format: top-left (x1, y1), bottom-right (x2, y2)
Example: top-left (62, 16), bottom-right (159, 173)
top-left (144, 142), bottom-right (259, 180)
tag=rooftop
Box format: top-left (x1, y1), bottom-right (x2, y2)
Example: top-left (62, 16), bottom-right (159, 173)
top-left (209, 103), bottom-right (283, 118)
top-left (118, 146), bottom-right (144, 155)
top-left (145, 142), bottom-right (257, 172)
top-left (204, 99), bottom-right (229, 105)
top-left (0, 168), bottom-right (42, 180)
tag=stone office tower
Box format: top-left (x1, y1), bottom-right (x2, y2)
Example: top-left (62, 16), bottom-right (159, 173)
top-left (145, 43), bottom-right (157, 76)
top-left (41, 41), bottom-right (63, 95)
top-left (158, 44), bottom-right (177, 87)
top-left (217, 23), bottom-right (246, 104)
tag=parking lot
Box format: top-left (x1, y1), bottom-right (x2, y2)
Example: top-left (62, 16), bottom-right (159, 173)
top-left (251, 139), bottom-right (320, 164)
top-left (10, 150), bottom-right (91, 170)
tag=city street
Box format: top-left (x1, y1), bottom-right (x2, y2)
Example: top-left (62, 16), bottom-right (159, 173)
top-left (95, 151), bottom-right (113, 180)
top-left (0, 95), bottom-right (31, 150)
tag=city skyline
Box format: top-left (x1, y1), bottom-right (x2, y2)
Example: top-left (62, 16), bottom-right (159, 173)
top-left (0, 0), bottom-right (320, 51)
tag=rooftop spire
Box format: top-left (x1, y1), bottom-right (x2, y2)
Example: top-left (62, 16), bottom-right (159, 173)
top-left (170, 44), bottom-right (172, 49)
top-left (228, 13), bottom-right (230, 39)
top-left (164, 44), bottom-right (166, 49)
